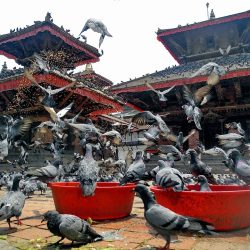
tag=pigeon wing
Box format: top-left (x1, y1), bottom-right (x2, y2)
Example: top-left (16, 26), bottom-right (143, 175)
top-left (145, 204), bottom-right (188, 231)
top-left (145, 81), bottom-right (159, 94)
top-left (131, 111), bottom-right (157, 126)
top-left (182, 85), bottom-right (196, 106)
top-left (57, 102), bottom-right (74, 118)
top-left (161, 85), bottom-right (175, 95)
top-left (49, 83), bottom-right (75, 95)
top-left (194, 85), bottom-right (212, 104)
top-left (193, 107), bottom-right (202, 130)
top-left (59, 215), bottom-right (87, 241)
top-left (80, 19), bottom-right (90, 34)
top-left (9, 118), bottom-right (32, 142)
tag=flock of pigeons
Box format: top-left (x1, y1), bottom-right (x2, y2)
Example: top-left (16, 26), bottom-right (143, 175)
top-left (0, 19), bottom-right (250, 249)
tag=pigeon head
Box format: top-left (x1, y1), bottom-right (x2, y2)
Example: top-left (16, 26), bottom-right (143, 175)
top-left (11, 174), bottom-right (23, 191)
top-left (135, 151), bottom-right (143, 160)
top-left (197, 175), bottom-right (208, 184)
top-left (42, 210), bottom-right (59, 222)
top-left (158, 160), bottom-right (167, 169)
top-left (228, 149), bottom-right (241, 160)
top-left (134, 184), bottom-right (156, 210)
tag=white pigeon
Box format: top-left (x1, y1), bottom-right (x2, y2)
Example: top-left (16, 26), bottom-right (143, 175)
top-left (79, 18), bottom-right (112, 47)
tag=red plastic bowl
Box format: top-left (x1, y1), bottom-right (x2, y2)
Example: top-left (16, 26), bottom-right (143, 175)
top-left (151, 185), bottom-right (250, 231)
top-left (49, 182), bottom-right (135, 220)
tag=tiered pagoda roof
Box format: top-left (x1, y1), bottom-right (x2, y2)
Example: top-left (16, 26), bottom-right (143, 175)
top-left (111, 10), bottom-right (250, 123)
top-left (157, 10), bottom-right (250, 64)
top-left (0, 14), bottom-right (101, 68)
top-left (0, 13), bottom-right (126, 121)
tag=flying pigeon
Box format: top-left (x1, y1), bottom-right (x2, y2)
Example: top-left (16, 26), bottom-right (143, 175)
top-left (134, 184), bottom-right (214, 250)
top-left (0, 174), bottom-right (26, 229)
top-left (79, 18), bottom-right (112, 47)
top-left (192, 62), bottom-right (227, 85)
top-left (131, 111), bottom-right (170, 135)
top-left (42, 210), bottom-right (103, 245)
top-left (145, 81), bottom-right (175, 102)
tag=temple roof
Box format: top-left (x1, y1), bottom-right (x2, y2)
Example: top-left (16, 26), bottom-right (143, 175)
top-left (0, 69), bottom-right (124, 117)
top-left (0, 16), bottom-right (101, 67)
top-left (112, 53), bottom-right (250, 93)
top-left (157, 10), bottom-right (250, 64)
top-left (74, 64), bottom-right (113, 87)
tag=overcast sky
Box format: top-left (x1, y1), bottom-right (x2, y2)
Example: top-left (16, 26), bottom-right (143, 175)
top-left (0, 0), bottom-right (249, 84)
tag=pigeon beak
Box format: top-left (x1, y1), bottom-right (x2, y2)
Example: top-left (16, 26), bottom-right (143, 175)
top-left (41, 217), bottom-right (45, 223)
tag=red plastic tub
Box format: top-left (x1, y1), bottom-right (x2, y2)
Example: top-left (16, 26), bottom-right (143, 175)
top-left (151, 185), bottom-right (250, 231)
top-left (50, 182), bottom-right (135, 220)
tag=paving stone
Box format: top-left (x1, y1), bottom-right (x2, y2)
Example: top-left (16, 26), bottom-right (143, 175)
top-left (0, 239), bottom-right (18, 250)
top-left (9, 227), bottom-right (53, 240)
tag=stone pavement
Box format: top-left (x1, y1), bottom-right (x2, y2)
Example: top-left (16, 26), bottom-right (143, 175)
top-left (0, 189), bottom-right (249, 250)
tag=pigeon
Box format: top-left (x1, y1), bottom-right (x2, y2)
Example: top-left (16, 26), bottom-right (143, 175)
top-left (134, 184), bottom-right (214, 250)
top-left (192, 62), bottom-right (227, 85)
top-left (101, 130), bottom-right (122, 146)
top-left (63, 109), bottom-right (83, 124)
top-left (155, 160), bottom-right (185, 192)
top-left (77, 143), bottom-right (100, 196)
top-left (119, 151), bottom-right (146, 185)
top-left (42, 210), bottom-right (103, 245)
top-left (159, 145), bottom-right (187, 164)
top-left (225, 122), bottom-right (245, 136)
top-left (79, 18), bottom-right (112, 47)
top-left (0, 174), bottom-right (26, 229)
top-left (227, 149), bottom-right (250, 184)
top-left (197, 175), bottom-right (211, 192)
top-left (26, 160), bottom-right (59, 182)
top-left (131, 111), bottom-right (170, 135)
top-left (182, 85), bottom-right (205, 130)
top-left (145, 81), bottom-right (175, 102)
top-left (25, 69), bottom-right (75, 107)
top-left (186, 149), bottom-right (217, 184)
top-left (36, 180), bottom-right (48, 194)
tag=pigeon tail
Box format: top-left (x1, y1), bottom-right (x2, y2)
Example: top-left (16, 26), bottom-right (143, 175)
top-left (186, 217), bottom-right (215, 233)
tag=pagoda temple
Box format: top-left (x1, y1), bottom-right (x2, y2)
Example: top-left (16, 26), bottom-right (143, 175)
top-left (0, 13), bottom-right (125, 122)
top-left (111, 10), bottom-right (250, 148)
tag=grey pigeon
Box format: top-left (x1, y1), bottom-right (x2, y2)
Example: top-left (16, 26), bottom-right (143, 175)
top-left (197, 175), bottom-right (211, 192)
top-left (186, 149), bottom-right (217, 184)
top-left (0, 174), bottom-right (25, 228)
top-left (155, 160), bottom-right (185, 192)
top-left (26, 160), bottom-right (58, 182)
top-left (79, 18), bottom-right (112, 47)
top-left (134, 184), bottom-right (214, 250)
top-left (36, 180), bottom-right (48, 194)
top-left (227, 149), bottom-right (250, 184)
top-left (119, 151), bottom-right (146, 185)
top-left (78, 144), bottom-right (100, 196)
top-left (42, 210), bottom-right (103, 245)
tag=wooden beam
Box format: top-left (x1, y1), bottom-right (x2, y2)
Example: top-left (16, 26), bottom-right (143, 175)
top-left (58, 92), bottom-right (74, 108)
top-left (17, 40), bottom-right (29, 57)
top-left (1, 106), bottom-right (43, 115)
top-left (74, 97), bottom-right (89, 112)
top-left (234, 81), bottom-right (242, 100)
top-left (54, 39), bottom-right (64, 52)
top-left (215, 84), bottom-right (224, 103)
top-left (0, 92), bottom-right (10, 104)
